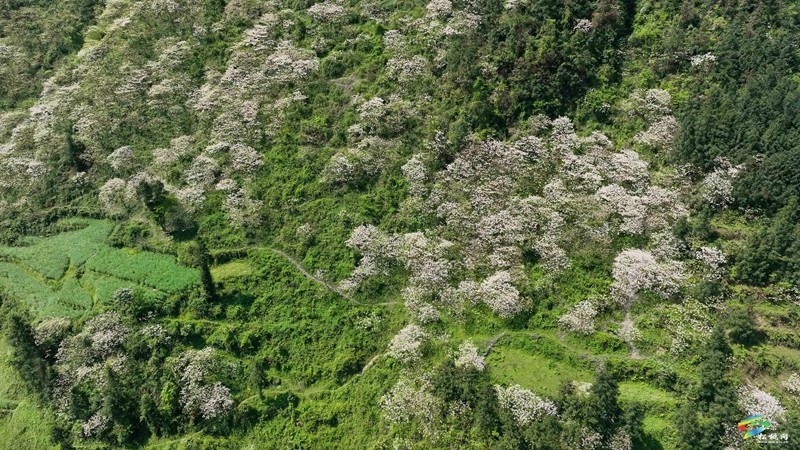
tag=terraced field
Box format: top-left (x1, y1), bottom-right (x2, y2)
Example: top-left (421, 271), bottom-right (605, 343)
top-left (0, 219), bottom-right (199, 318)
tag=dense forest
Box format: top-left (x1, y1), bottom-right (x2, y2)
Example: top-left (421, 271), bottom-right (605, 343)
top-left (0, 0), bottom-right (799, 449)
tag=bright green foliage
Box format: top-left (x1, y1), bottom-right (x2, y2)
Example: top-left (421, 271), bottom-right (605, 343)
top-left (86, 247), bottom-right (199, 293)
top-left (0, 220), bottom-right (194, 317)
top-left (0, 220), bottom-right (113, 279)
top-left (0, 262), bottom-right (86, 318)
top-left (0, 338), bottom-right (57, 450)
top-left (82, 271), bottom-right (167, 307)
top-left (1, 0), bottom-right (800, 448)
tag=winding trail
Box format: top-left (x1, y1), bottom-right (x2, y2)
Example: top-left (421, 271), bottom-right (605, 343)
top-left (621, 311), bottom-right (642, 360)
top-left (267, 248), bottom-right (398, 307)
top-left (217, 245), bottom-right (399, 306)
top-left (268, 248), bottom-right (357, 302)
top-left (483, 332), bottom-right (507, 357)
top-left (360, 352), bottom-right (385, 374)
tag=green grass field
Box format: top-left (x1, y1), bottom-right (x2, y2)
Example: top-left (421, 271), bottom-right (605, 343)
top-left (210, 260), bottom-right (254, 280)
top-left (0, 219), bottom-right (198, 318)
top-left (86, 246), bottom-right (199, 293)
top-left (487, 346), bottom-right (593, 396)
top-left (0, 220), bottom-right (113, 279)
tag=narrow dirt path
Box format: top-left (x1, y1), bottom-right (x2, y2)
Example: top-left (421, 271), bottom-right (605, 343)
top-left (268, 248), bottom-right (357, 301)
top-left (267, 248), bottom-right (398, 307)
top-left (483, 332), bottom-right (507, 357)
top-left (360, 352), bottom-right (385, 374)
top-left (621, 311), bottom-right (642, 360)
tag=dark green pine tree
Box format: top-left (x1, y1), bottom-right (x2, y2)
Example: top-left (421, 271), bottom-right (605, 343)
top-left (678, 327), bottom-right (741, 450)
top-left (196, 238), bottom-right (218, 302)
top-left (180, 238), bottom-right (218, 302)
top-left (6, 313), bottom-right (51, 397)
top-left (587, 365), bottom-right (623, 442)
top-left (735, 197), bottom-right (800, 286)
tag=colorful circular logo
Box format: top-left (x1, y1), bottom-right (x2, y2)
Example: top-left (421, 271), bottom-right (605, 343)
top-left (738, 414), bottom-right (772, 440)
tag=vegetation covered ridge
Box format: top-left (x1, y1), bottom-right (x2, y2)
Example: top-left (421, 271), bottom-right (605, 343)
top-left (0, 0), bottom-right (799, 449)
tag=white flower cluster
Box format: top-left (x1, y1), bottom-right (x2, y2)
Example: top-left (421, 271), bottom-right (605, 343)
top-left (579, 428), bottom-right (603, 450)
top-left (494, 384), bottom-right (558, 426)
top-left (783, 373), bottom-right (800, 395)
top-left (107, 146), bottom-right (134, 171)
top-left (403, 285), bottom-right (441, 323)
top-left (694, 246), bottom-right (727, 280)
top-left (224, 188), bottom-right (263, 228)
top-left (113, 66), bottom-right (149, 99)
top-left (229, 143), bottom-right (264, 174)
top-left (82, 411), bottom-right (110, 437)
top-left (175, 347), bottom-right (234, 421)
top-left (503, 0), bottom-right (528, 9)
top-left (701, 162), bottom-right (740, 208)
top-left (623, 89), bottom-right (679, 151)
top-left (402, 154), bottom-right (428, 197)
top-left (634, 115), bottom-right (678, 150)
top-left (388, 324), bottom-right (427, 363)
top-left (99, 178), bottom-right (130, 215)
top-left (340, 226), bottom-right (444, 293)
top-left (184, 155), bottom-right (219, 187)
top-left (737, 386), bottom-right (786, 425)
top-left (386, 55), bottom-right (430, 84)
top-left (141, 324), bottom-right (170, 341)
top-left (558, 300), bottom-right (598, 334)
top-left (690, 53), bottom-right (717, 67)
top-left (611, 249), bottom-right (685, 309)
top-left (426, 0), bottom-right (452, 17)
top-left (383, 30), bottom-right (406, 53)
top-left (323, 94), bottom-right (420, 184)
top-left (572, 381), bottom-right (593, 396)
top-left (308, 1), bottom-right (347, 23)
top-left (0, 157), bottom-right (47, 188)
top-left (610, 429), bottom-right (633, 450)
top-left (380, 377), bottom-right (439, 425)
top-left (339, 116), bottom-right (696, 332)
top-left (323, 136), bottom-right (393, 184)
top-left (454, 340), bottom-right (485, 371)
top-left (416, 0), bottom-right (480, 39)
top-left (628, 89), bottom-right (673, 120)
top-left (478, 271), bottom-right (524, 318)
top-left (573, 19), bottom-right (593, 33)
top-left (53, 314), bottom-right (130, 414)
top-left (151, 135), bottom-right (194, 173)
top-left (651, 230), bottom-right (683, 260)
top-left (596, 184), bottom-right (687, 235)
top-left (33, 317), bottom-right (71, 348)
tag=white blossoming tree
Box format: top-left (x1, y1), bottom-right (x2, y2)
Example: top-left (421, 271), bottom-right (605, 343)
top-left (494, 384), bottom-right (558, 426)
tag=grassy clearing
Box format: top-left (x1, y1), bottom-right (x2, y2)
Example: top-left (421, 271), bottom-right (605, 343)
top-left (0, 262), bottom-right (88, 318)
top-left (0, 219), bottom-right (195, 317)
top-left (86, 246), bottom-right (199, 293)
top-left (0, 220), bottom-right (113, 279)
top-left (210, 260), bottom-right (254, 280)
top-left (56, 277), bottom-right (93, 312)
top-left (82, 271), bottom-right (167, 306)
top-left (643, 416), bottom-right (679, 450)
top-left (619, 381), bottom-right (679, 414)
top-left (486, 346), bottom-right (593, 396)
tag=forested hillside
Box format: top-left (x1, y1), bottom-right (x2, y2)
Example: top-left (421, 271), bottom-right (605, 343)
top-left (0, 1), bottom-right (799, 449)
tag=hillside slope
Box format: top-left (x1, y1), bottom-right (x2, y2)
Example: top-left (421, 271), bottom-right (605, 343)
top-left (1, 1), bottom-right (799, 449)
